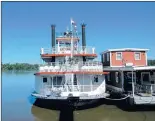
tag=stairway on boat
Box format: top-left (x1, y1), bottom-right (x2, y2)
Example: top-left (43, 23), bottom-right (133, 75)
top-left (65, 74), bottom-right (79, 92)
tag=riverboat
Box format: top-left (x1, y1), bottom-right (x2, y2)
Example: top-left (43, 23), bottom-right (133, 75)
top-left (31, 19), bottom-right (109, 109)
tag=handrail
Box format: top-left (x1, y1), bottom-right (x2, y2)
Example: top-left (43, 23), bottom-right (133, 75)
top-left (42, 85), bottom-right (100, 93)
top-left (41, 46), bottom-right (96, 55)
top-left (39, 61), bottom-right (102, 66)
top-left (39, 61), bottom-right (103, 72)
top-left (135, 84), bottom-right (155, 94)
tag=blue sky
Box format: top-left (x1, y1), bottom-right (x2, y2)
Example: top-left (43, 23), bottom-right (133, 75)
top-left (2, 2), bottom-right (155, 64)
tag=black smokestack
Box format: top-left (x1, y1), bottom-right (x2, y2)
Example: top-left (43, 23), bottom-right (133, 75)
top-left (51, 25), bottom-right (55, 48)
top-left (51, 25), bottom-right (55, 62)
top-left (81, 23), bottom-right (86, 47)
top-left (81, 23), bottom-right (86, 62)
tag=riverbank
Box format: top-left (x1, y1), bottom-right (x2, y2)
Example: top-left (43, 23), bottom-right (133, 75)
top-left (1, 60), bottom-right (155, 71)
top-left (1, 63), bottom-right (39, 71)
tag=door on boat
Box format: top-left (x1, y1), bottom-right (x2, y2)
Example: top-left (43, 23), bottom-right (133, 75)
top-left (73, 74), bottom-right (79, 91)
top-left (124, 72), bottom-right (136, 92)
top-left (52, 76), bottom-right (63, 88)
top-left (141, 72), bottom-right (151, 84)
top-left (43, 77), bottom-right (48, 87)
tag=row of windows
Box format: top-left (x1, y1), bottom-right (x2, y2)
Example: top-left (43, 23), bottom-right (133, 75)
top-left (42, 76), bottom-right (99, 83)
top-left (103, 52), bottom-right (142, 62)
top-left (116, 52), bottom-right (141, 60)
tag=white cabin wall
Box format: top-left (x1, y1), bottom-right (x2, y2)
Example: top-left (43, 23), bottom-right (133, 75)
top-left (77, 74), bottom-right (92, 85)
top-left (47, 76), bottom-right (51, 85)
top-left (74, 57), bottom-right (83, 62)
top-left (35, 76), bottom-right (53, 93)
top-left (98, 75), bottom-right (105, 85)
top-left (55, 57), bottom-right (83, 63)
top-left (55, 57), bottom-right (65, 63)
top-left (35, 75), bottom-right (43, 93)
top-left (76, 74), bottom-right (105, 86)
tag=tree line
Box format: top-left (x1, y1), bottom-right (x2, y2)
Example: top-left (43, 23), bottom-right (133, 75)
top-left (148, 60), bottom-right (155, 66)
top-left (1, 60), bottom-right (155, 71)
top-left (2, 63), bottom-right (39, 71)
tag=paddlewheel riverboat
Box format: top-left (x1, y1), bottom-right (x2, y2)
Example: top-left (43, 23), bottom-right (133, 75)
top-left (31, 19), bottom-right (109, 109)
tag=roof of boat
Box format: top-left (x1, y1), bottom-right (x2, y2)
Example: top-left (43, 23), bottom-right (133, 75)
top-left (103, 66), bottom-right (155, 71)
top-left (101, 48), bottom-right (149, 54)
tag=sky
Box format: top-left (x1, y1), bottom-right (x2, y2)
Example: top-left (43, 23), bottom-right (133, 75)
top-left (2, 2), bottom-right (155, 64)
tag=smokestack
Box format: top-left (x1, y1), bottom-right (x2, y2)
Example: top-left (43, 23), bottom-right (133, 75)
top-left (81, 23), bottom-right (86, 47)
top-left (51, 25), bottom-right (55, 48)
top-left (81, 23), bottom-right (86, 62)
top-left (51, 25), bottom-right (55, 62)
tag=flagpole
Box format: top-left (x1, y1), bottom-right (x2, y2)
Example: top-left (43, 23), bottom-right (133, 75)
top-left (70, 18), bottom-right (74, 92)
top-left (70, 18), bottom-right (73, 58)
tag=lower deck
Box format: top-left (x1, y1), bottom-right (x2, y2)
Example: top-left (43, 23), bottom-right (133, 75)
top-left (134, 95), bottom-right (155, 105)
top-left (104, 66), bottom-right (155, 105)
top-left (34, 73), bottom-right (106, 98)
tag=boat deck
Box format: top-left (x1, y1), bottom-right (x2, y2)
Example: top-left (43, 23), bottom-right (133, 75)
top-left (134, 94), bottom-right (155, 104)
top-left (32, 93), bottom-right (109, 100)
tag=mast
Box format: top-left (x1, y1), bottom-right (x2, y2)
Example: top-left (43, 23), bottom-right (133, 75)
top-left (51, 25), bottom-right (56, 62)
top-left (70, 18), bottom-right (77, 59)
top-left (70, 18), bottom-right (77, 91)
top-left (70, 18), bottom-right (73, 58)
top-left (81, 23), bottom-right (86, 62)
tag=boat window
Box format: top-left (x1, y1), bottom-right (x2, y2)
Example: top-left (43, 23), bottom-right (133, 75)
top-left (43, 77), bottom-right (47, 83)
top-left (53, 76), bottom-right (63, 86)
top-left (116, 52), bottom-right (122, 60)
top-left (94, 76), bottom-right (98, 82)
top-left (134, 52), bottom-right (141, 60)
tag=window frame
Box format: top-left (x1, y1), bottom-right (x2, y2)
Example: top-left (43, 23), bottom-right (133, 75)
top-left (116, 52), bottom-right (122, 60)
top-left (134, 52), bottom-right (141, 60)
top-left (43, 77), bottom-right (47, 83)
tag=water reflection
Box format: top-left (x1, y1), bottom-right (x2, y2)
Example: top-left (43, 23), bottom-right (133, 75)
top-left (2, 72), bottom-right (155, 121)
top-left (31, 100), bottom-right (155, 121)
top-left (31, 106), bottom-right (59, 121)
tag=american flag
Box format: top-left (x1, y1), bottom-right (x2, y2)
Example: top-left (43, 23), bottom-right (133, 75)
top-left (71, 18), bottom-right (76, 25)
top-left (71, 18), bottom-right (77, 33)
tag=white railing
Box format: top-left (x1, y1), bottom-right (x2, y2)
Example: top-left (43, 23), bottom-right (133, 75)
top-left (40, 85), bottom-right (100, 95)
top-left (135, 84), bottom-right (155, 94)
top-left (39, 61), bottom-right (103, 72)
top-left (40, 46), bottom-right (96, 55)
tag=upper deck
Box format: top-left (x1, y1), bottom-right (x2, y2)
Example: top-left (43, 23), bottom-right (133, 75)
top-left (56, 37), bottom-right (80, 41)
top-left (41, 46), bottom-right (97, 58)
top-left (35, 61), bottom-right (109, 75)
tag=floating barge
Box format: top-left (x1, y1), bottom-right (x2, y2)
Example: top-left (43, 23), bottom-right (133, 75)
top-left (101, 48), bottom-right (155, 105)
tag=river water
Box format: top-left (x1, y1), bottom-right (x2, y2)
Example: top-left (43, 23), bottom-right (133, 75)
top-left (2, 71), bottom-right (155, 121)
